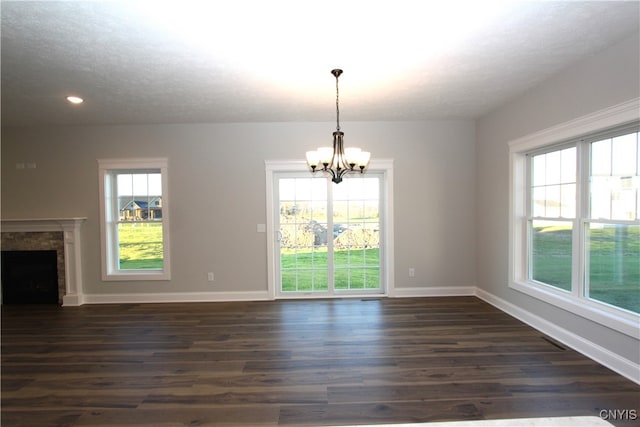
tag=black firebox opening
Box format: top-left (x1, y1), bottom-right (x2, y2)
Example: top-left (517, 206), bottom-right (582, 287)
top-left (1, 250), bottom-right (59, 304)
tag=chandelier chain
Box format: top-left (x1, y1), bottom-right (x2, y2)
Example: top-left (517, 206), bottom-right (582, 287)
top-left (335, 73), bottom-right (340, 132)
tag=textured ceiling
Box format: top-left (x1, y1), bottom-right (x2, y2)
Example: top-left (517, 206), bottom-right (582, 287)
top-left (1, 0), bottom-right (639, 126)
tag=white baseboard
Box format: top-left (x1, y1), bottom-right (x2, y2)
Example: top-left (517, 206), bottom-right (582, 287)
top-left (476, 288), bottom-right (640, 385)
top-left (62, 294), bottom-right (83, 306)
top-left (75, 286), bottom-right (477, 304)
top-left (82, 291), bottom-right (271, 304)
top-left (390, 286), bottom-right (476, 298)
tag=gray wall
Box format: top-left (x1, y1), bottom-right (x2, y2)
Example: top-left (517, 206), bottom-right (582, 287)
top-left (1, 120), bottom-right (476, 296)
top-left (476, 33), bottom-right (640, 364)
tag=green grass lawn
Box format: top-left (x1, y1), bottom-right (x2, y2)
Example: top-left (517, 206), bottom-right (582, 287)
top-left (281, 248), bottom-right (380, 292)
top-left (117, 220), bottom-right (638, 313)
top-left (531, 225), bottom-right (573, 291)
top-left (118, 222), bottom-right (164, 270)
top-left (532, 224), bottom-right (639, 313)
top-left (587, 225), bottom-right (640, 313)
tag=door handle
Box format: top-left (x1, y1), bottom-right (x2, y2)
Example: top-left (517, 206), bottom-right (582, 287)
top-left (276, 230), bottom-right (283, 242)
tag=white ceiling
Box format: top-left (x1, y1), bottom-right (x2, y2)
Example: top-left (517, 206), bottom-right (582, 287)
top-left (1, 0), bottom-right (639, 126)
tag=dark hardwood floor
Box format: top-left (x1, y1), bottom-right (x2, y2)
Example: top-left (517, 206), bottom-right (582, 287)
top-left (2, 297), bottom-right (638, 426)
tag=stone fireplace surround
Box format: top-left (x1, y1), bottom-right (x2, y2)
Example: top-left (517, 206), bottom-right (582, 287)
top-left (1, 218), bottom-right (86, 306)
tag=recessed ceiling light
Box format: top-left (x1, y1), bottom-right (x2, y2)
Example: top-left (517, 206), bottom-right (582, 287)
top-left (66, 96), bottom-right (84, 104)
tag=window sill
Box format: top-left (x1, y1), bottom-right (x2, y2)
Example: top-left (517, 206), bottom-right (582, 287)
top-left (510, 279), bottom-right (639, 339)
top-left (103, 271), bottom-right (171, 281)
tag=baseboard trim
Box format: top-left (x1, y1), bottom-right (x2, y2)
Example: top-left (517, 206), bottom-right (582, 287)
top-left (476, 288), bottom-right (640, 385)
top-left (82, 287), bottom-right (478, 303)
top-left (390, 286), bottom-right (476, 298)
top-left (62, 294), bottom-right (83, 306)
top-left (82, 291), bottom-right (272, 304)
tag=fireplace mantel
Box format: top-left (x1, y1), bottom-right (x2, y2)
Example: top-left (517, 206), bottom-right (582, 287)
top-left (1, 218), bottom-right (86, 232)
top-left (1, 218), bottom-right (87, 306)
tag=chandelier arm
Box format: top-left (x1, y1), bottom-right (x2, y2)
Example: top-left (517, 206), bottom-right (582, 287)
top-left (316, 165), bottom-right (361, 184)
top-left (325, 166), bottom-right (337, 181)
top-left (333, 131), bottom-right (351, 172)
top-left (337, 167), bottom-right (350, 183)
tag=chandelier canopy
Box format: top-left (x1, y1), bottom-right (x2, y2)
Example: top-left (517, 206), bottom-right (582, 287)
top-left (306, 69), bottom-right (370, 184)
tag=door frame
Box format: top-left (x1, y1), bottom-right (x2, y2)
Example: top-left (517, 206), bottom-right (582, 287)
top-left (265, 159), bottom-right (395, 299)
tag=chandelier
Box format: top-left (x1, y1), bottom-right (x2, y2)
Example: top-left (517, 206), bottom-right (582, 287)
top-left (306, 69), bottom-right (370, 184)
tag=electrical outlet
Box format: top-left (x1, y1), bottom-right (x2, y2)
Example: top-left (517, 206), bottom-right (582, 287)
top-left (207, 272), bottom-right (215, 282)
top-left (409, 268), bottom-right (415, 278)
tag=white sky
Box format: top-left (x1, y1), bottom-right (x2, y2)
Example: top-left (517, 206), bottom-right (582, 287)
top-left (117, 173), bottom-right (162, 197)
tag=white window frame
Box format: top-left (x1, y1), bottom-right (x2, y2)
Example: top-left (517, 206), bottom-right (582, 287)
top-left (509, 99), bottom-right (640, 339)
top-left (272, 171), bottom-right (386, 298)
top-left (98, 158), bottom-right (171, 281)
top-left (265, 159), bottom-right (394, 299)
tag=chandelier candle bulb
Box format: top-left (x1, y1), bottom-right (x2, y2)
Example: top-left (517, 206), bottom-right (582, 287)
top-left (318, 147), bottom-right (333, 165)
top-left (344, 147), bottom-right (362, 165)
top-left (357, 151), bottom-right (371, 168)
top-left (306, 151), bottom-right (319, 170)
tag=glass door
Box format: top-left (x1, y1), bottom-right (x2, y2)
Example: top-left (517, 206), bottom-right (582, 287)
top-left (277, 175), bottom-right (330, 293)
top-left (275, 173), bottom-right (383, 297)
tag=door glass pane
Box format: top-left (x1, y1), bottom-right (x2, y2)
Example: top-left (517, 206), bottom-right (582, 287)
top-left (333, 176), bottom-right (380, 291)
top-left (277, 174), bottom-right (382, 294)
top-left (279, 177), bottom-right (328, 293)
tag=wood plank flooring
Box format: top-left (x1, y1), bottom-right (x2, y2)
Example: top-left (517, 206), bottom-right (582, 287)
top-left (2, 297), bottom-right (638, 426)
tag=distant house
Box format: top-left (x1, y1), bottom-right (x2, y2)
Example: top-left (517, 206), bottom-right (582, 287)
top-left (119, 196), bottom-right (162, 220)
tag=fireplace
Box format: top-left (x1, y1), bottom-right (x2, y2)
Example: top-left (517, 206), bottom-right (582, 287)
top-left (2, 250), bottom-right (59, 304)
top-left (1, 218), bottom-right (86, 306)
